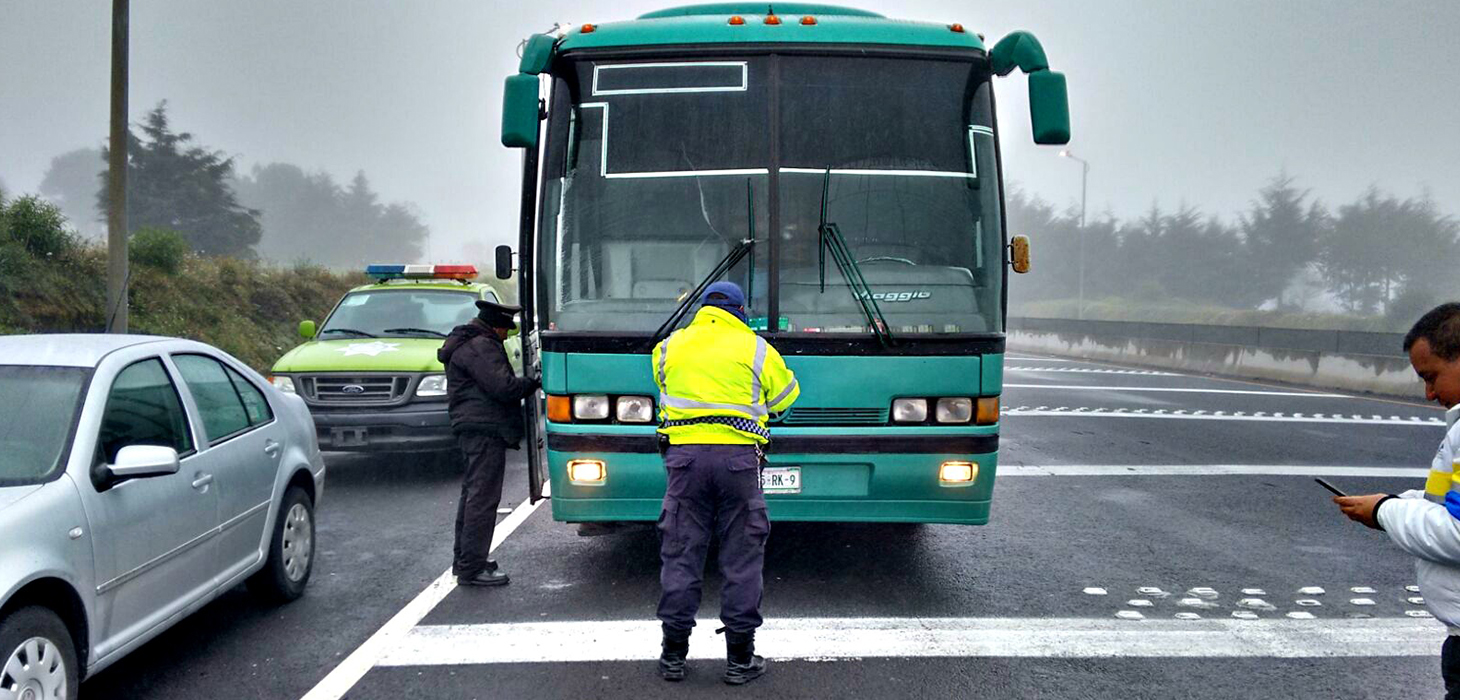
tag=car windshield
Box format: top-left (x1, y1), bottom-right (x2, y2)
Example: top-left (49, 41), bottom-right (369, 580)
top-left (0, 366), bottom-right (88, 487)
top-left (319, 289), bottom-right (481, 338)
top-left (537, 54), bottom-right (1001, 336)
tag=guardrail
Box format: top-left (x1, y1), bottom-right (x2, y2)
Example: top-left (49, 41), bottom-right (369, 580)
top-left (1006, 317), bottom-right (1423, 398)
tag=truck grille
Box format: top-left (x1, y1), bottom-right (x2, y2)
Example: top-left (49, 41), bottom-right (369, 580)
top-left (301, 375), bottom-right (411, 405)
top-left (778, 407), bottom-right (888, 426)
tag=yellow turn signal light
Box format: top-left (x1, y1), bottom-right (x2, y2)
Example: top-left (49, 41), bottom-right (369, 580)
top-left (568, 459), bottom-right (607, 484)
top-left (975, 397), bottom-right (1000, 425)
top-left (940, 461), bottom-right (977, 485)
top-left (546, 395), bottom-right (572, 423)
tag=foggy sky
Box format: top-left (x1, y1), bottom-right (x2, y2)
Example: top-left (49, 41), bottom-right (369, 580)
top-left (3, 0), bottom-right (1458, 259)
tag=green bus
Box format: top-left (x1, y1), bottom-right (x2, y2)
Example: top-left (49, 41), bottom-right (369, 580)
top-left (494, 3), bottom-right (1069, 525)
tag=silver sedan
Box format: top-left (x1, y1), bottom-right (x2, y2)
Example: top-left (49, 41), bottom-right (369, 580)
top-left (0, 335), bottom-right (325, 700)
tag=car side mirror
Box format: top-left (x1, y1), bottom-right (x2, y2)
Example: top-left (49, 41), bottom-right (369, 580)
top-left (108, 445), bottom-right (181, 480)
top-left (1009, 235), bottom-right (1032, 273)
top-left (299, 320), bottom-right (317, 339)
top-left (495, 245), bottom-right (514, 280)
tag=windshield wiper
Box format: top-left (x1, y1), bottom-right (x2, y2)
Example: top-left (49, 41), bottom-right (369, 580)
top-left (319, 328), bottom-right (375, 338)
top-left (817, 168), bottom-right (893, 347)
top-left (645, 237), bottom-right (755, 351)
top-left (644, 179), bottom-right (761, 350)
top-left (383, 327), bottom-right (447, 338)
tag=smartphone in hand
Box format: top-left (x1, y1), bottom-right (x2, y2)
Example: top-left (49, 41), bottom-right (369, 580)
top-left (1315, 477), bottom-right (1347, 497)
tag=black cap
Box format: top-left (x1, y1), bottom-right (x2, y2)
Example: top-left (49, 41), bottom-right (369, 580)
top-left (475, 299), bottom-right (522, 330)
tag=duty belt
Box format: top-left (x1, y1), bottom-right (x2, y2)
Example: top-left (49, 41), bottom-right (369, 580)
top-left (660, 415), bottom-right (771, 440)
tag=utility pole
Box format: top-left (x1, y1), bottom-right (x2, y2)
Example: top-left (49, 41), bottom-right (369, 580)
top-left (106, 0), bottom-right (129, 333)
top-left (1059, 149), bottom-right (1090, 320)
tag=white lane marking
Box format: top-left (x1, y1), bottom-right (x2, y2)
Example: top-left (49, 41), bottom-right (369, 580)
top-left (378, 617), bottom-right (1442, 666)
top-left (1005, 357), bottom-right (1078, 362)
top-left (301, 489), bottom-right (548, 700)
top-left (1007, 366), bottom-right (1180, 376)
top-left (1004, 407), bottom-right (1443, 425)
top-left (1004, 384), bottom-right (1349, 398)
top-left (999, 465), bottom-right (1427, 478)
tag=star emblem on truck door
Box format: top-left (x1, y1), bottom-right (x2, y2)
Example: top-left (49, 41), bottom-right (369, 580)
top-left (335, 341), bottom-right (402, 357)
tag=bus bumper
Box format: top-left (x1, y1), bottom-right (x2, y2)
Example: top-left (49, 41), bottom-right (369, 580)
top-left (545, 430), bottom-right (998, 525)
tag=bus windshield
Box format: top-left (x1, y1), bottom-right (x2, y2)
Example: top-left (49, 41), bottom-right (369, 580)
top-left (538, 53), bottom-right (1002, 336)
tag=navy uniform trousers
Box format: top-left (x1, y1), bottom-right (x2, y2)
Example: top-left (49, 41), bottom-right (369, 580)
top-left (453, 430), bottom-right (507, 577)
top-left (657, 444), bottom-right (771, 638)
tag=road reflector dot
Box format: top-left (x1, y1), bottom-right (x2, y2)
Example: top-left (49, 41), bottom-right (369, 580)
top-left (1407, 610), bottom-right (1434, 618)
top-left (1409, 597), bottom-right (1426, 605)
top-left (1231, 611), bottom-right (1259, 620)
top-left (1115, 611), bottom-right (1144, 620)
top-left (1349, 598), bottom-right (1376, 606)
top-left (1287, 611), bottom-right (1317, 619)
top-left (1083, 587), bottom-right (1107, 596)
top-left (1174, 612), bottom-right (1201, 620)
top-left (1296, 599), bottom-right (1322, 607)
top-left (1298, 587), bottom-right (1325, 595)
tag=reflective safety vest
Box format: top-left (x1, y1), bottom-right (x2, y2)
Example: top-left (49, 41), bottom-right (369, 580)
top-left (652, 305), bottom-right (800, 445)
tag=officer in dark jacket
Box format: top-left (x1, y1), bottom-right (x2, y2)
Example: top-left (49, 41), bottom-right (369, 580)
top-left (438, 299), bottom-right (539, 586)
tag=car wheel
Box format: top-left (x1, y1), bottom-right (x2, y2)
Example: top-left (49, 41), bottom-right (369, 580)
top-left (247, 486), bottom-right (315, 603)
top-left (0, 606), bottom-right (79, 700)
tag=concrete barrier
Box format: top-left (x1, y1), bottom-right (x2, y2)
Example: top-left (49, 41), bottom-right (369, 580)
top-left (1007, 318), bottom-right (1424, 399)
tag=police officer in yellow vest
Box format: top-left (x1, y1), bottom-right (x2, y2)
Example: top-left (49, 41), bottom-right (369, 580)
top-left (652, 281), bottom-right (799, 685)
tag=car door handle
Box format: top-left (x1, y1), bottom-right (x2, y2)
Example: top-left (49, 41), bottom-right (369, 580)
top-left (192, 474), bottom-right (214, 490)
top-left (264, 440), bottom-right (281, 457)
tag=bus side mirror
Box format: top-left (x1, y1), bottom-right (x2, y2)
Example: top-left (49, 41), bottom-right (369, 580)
top-left (501, 74), bottom-right (541, 149)
top-left (495, 245), bottom-right (514, 280)
top-left (299, 320), bottom-right (317, 339)
top-left (1010, 235), bottom-right (1031, 273)
top-left (1029, 71), bottom-right (1070, 145)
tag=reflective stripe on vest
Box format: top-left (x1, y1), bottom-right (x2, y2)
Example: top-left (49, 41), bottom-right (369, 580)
top-left (1426, 459), bottom-right (1460, 503)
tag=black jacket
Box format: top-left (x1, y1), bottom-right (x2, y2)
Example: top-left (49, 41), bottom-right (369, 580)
top-left (438, 319), bottom-right (536, 446)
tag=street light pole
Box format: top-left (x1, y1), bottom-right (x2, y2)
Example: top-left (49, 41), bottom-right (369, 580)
top-left (1059, 149), bottom-right (1089, 320)
top-left (106, 0), bottom-right (130, 333)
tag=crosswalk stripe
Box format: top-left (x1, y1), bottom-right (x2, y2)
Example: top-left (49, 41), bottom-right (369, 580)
top-left (378, 617), bottom-right (1442, 666)
top-left (1003, 408), bottom-right (1443, 425)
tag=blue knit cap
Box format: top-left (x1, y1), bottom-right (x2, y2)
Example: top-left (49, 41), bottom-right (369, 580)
top-left (701, 281), bottom-right (747, 322)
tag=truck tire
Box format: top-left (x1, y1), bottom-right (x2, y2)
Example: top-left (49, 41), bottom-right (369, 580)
top-left (0, 605), bottom-right (80, 700)
top-left (247, 486), bottom-right (315, 603)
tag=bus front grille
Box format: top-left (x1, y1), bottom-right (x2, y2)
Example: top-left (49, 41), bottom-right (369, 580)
top-left (778, 408), bottom-right (888, 426)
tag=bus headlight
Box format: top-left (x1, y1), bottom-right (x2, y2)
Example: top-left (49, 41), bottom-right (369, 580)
top-left (616, 396), bottom-right (655, 423)
top-left (573, 395), bottom-right (610, 420)
top-left (270, 376), bottom-right (296, 393)
top-left (417, 374), bottom-right (448, 397)
top-left (568, 459), bottom-right (607, 483)
top-left (892, 398), bottom-right (928, 423)
top-left (936, 398), bottom-right (973, 423)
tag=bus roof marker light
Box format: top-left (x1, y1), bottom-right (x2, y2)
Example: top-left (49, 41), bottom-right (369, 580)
top-left (800, 16), bottom-right (817, 25)
top-left (728, 15), bottom-right (745, 25)
top-left (581, 23), bottom-right (596, 34)
top-left (764, 14), bottom-right (781, 25)
top-left (950, 23), bottom-right (966, 33)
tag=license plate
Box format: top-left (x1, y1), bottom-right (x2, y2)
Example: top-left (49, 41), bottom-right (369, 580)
top-left (760, 466), bottom-right (801, 494)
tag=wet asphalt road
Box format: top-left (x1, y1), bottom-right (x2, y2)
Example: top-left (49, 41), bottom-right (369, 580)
top-left (79, 354), bottom-right (1449, 699)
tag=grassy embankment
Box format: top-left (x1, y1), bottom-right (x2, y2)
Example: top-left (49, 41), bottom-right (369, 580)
top-left (0, 237), bottom-right (366, 372)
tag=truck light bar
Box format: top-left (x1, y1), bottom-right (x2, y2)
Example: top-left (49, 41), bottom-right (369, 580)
top-left (365, 264), bottom-right (478, 281)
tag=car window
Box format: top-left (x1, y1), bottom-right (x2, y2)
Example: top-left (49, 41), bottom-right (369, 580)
top-left (0, 366), bottom-right (89, 486)
top-left (173, 354), bottom-right (252, 443)
top-left (98, 358), bottom-right (193, 463)
top-left (225, 365), bottom-right (273, 426)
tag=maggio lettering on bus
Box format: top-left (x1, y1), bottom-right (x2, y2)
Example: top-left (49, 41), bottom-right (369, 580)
top-left (857, 290), bottom-right (933, 303)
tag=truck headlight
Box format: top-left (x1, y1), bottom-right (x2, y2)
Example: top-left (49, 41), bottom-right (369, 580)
top-left (892, 398), bottom-right (928, 423)
top-left (573, 395), bottom-right (610, 420)
top-left (936, 398), bottom-right (974, 423)
top-left (417, 374), bottom-right (448, 397)
top-left (270, 376), bottom-right (296, 393)
top-left (616, 396), bottom-right (655, 423)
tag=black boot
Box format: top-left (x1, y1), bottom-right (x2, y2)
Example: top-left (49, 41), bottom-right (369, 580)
top-left (659, 632), bottom-right (690, 681)
top-left (723, 631), bottom-right (767, 685)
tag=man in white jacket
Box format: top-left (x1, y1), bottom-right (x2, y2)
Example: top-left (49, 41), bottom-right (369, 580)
top-left (1336, 302), bottom-right (1460, 698)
